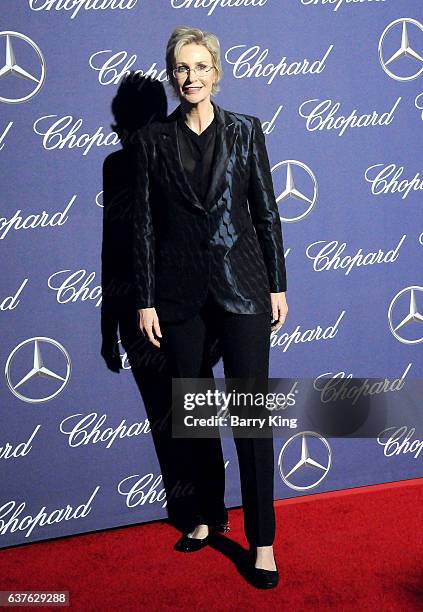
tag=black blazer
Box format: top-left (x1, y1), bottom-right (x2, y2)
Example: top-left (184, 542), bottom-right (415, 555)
top-left (133, 99), bottom-right (287, 323)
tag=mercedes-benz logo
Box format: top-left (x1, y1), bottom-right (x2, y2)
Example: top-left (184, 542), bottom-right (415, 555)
top-left (272, 160), bottom-right (318, 223)
top-left (378, 18), bottom-right (423, 81)
top-left (387, 286), bottom-right (423, 345)
top-left (5, 337), bottom-right (72, 403)
top-left (0, 31), bottom-right (46, 103)
top-left (277, 431), bottom-right (332, 491)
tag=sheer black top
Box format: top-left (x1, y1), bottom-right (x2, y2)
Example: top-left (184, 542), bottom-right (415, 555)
top-left (176, 112), bottom-right (217, 206)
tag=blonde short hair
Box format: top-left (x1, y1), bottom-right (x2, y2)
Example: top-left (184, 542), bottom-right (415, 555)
top-left (166, 26), bottom-right (223, 99)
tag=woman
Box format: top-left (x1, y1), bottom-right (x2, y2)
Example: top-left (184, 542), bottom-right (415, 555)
top-left (133, 26), bottom-right (288, 589)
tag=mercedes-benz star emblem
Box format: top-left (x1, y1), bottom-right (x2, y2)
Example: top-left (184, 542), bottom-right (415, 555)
top-left (388, 286), bottom-right (423, 345)
top-left (5, 337), bottom-right (72, 403)
top-left (272, 160), bottom-right (318, 223)
top-left (0, 31), bottom-right (46, 103)
top-left (278, 431), bottom-right (332, 491)
top-left (378, 18), bottom-right (423, 81)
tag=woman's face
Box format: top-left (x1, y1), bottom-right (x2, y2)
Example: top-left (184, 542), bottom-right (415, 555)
top-left (173, 43), bottom-right (216, 104)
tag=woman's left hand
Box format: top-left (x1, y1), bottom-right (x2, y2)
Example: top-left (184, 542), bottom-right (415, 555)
top-left (270, 292), bottom-right (288, 333)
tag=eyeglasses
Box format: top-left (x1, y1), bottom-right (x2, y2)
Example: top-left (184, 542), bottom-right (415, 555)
top-left (172, 64), bottom-right (215, 79)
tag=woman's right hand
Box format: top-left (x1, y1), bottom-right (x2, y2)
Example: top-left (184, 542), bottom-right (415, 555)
top-left (137, 307), bottom-right (162, 348)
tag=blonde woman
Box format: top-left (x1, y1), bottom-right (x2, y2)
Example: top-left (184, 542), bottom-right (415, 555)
top-left (133, 26), bottom-right (288, 589)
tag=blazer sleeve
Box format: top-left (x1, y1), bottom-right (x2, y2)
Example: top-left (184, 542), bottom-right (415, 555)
top-left (133, 132), bottom-right (156, 309)
top-left (247, 116), bottom-right (287, 293)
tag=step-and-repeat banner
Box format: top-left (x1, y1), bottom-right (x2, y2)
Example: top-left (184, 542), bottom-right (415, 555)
top-left (1, 1), bottom-right (422, 549)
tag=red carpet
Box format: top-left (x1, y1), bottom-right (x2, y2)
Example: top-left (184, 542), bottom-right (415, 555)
top-left (0, 479), bottom-right (421, 610)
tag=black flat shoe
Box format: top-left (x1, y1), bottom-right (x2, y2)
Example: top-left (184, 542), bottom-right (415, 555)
top-left (247, 548), bottom-right (279, 589)
top-left (249, 564), bottom-right (279, 589)
top-left (174, 517), bottom-right (231, 553)
top-left (174, 532), bottom-right (210, 553)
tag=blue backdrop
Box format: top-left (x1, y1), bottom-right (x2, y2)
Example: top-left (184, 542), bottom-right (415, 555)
top-left (1, 0), bottom-right (422, 549)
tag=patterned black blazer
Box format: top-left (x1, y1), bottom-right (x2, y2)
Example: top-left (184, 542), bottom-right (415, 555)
top-left (133, 99), bottom-right (287, 323)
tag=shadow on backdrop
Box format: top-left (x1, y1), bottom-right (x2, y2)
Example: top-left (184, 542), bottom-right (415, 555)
top-left (100, 73), bottom-right (206, 533)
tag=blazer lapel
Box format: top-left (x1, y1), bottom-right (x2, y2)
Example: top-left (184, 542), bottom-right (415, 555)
top-left (157, 100), bottom-right (238, 213)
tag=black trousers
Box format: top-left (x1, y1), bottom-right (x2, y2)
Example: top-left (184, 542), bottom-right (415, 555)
top-left (159, 290), bottom-right (275, 547)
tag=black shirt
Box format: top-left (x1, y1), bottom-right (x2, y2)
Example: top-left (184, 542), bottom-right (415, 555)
top-left (177, 112), bottom-right (217, 205)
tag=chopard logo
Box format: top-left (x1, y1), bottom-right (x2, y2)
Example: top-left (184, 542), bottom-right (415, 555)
top-left (306, 235), bottom-right (406, 275)
top-left (0, 198), bottom-right (75, 240)
top-left (28, 0), bottom-right (138, 19)
top-left (48, 269), bottom-right (133, 308)
top-left (33, 115), bottom-right (119, 153)
top-left (270, 311), bottom-right (345, 352)
top-left (313, 364), bottom-right (411, 402)
top-left (301, 0), bottom-right (386, 11)
top-left (89, 49), bottom-right (169, 86)
top-left (0, 488), bottom-right (100, 538)
top-left (0, 31), bottom-right (45, 103)
top-left (118, 472), bottom-right (194, 509)
top-left (225, 44), bottom-right (334, 84)
top-left (378, 18), bottom-right (423, 81)
top-left (117, 462), bottom-right (229, 510)
top-left (170, 0), bottom-right (268, 16)
top-left (60, 413), bottom-right (151, 447)
top-left (0, 426), bottom-right (41, 460)
top-left (377, 426), bottom-right (423, 459)
top-left (365, 163), bottom-right (423, 200)
top-left (415, 92), bottom-right (423, 121)
top-left (299, 96), bottom-right (401, 136)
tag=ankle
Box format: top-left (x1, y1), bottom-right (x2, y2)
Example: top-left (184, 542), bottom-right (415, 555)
top-left (253, 545), bottom-right (277, 570)
top-left (250, 544), bottom-right (274, 555)
top-left (188, 523), bottom-right (209, 538)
